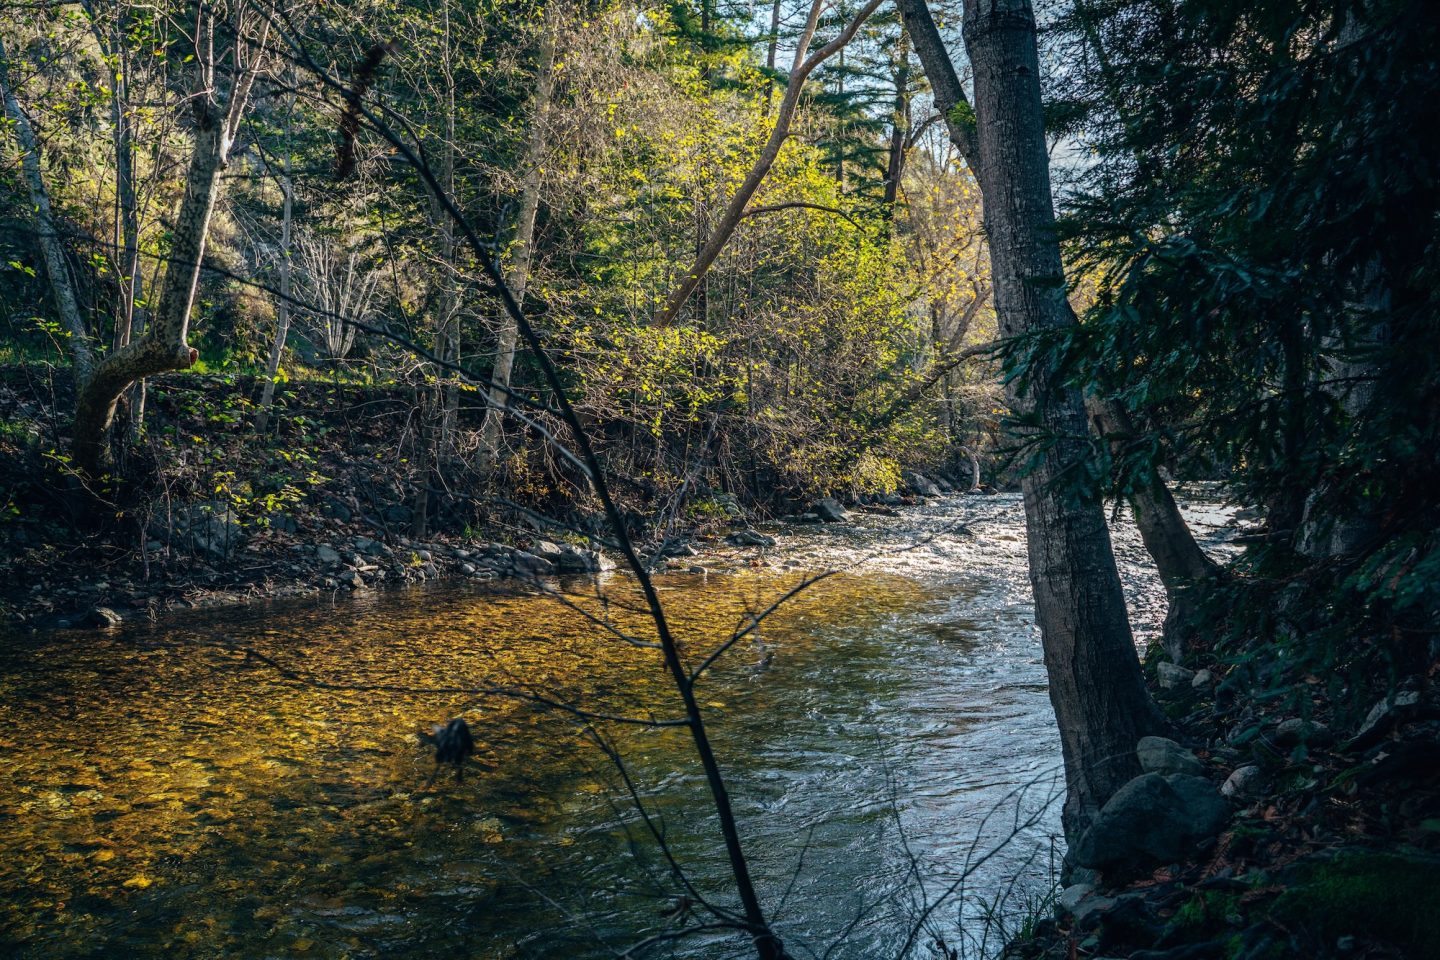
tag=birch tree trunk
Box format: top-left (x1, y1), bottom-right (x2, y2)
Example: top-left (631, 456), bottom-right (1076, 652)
top-left (475, 10), bottom-right (556, 474)
top-left (961, 0), bottom-right (1163, 841)
top-left (0, 37), bottom-right (95, 382)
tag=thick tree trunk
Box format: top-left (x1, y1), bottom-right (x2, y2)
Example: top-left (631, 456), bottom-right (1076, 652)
top-left (962, 0), bottom-right (1162, 841)
top-left (1, 38), bottom-right (95, 382)
top-left (476, 13), bottom-right (557, 473)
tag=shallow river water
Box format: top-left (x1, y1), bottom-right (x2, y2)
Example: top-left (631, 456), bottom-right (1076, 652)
top-left (0, 493), bottom-right (1237, 959)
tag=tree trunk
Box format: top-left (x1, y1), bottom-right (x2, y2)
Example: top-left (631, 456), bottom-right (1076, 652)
top-left (654, 0), bottom-right (883, 326)
top-left (256, 88), bottom-right (296, 435)
top-left (476, 11), bottom-right (557, 473)
top-left (882, 32), bottom-right (912, 212)
top-left (961, 0), bottom-right (1162, 841)
top-left (1, 37), bottom-right (95, 382)
top-left (72, 19), bottom-right (266, 479)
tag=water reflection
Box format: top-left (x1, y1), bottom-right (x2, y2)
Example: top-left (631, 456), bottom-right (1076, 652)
top-left (0, 493), bottom-right (1235, 958)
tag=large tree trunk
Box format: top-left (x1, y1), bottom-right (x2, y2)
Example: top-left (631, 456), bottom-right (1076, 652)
top-left (1, 37), bottom-right (95, 382)
top-left (961, 0), bottom-right (1163, 841)
top-left (476, 11), bottom-right (557, 474)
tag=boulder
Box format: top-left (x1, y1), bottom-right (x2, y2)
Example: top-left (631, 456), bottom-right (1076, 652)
top-left (1273, 718), bottom-right (1332, 749)
top-left (1220, 764), bottom-right (1267, 800)
top-left (811, 498), bottom-right (849, 523)
top-left (509, 550), bottom-right (557, 577)
top-left (1137, 736), bottom-right (1205, 777)
top-left (1354, 690), bottom-right (1422, 744)
top-left (902, 470), bottom-right (943, 497)
top-left (1071, 774), bottom-right (1230, 876)
top-left (1191, 668), bottom-right (1215, 690)
top-left (315, 545), bottom-right (342, 566)
top-left (339, 569), bottom-right (365, 590)
top-left (554, 546), bottom-right (613, 573)
top-left (1157, 662), bottom-right (1197, 690)
top-left (322, 499), bottom-right (353, 522)
top-left (80, 606), bottom-right (124, 630)
top-left (353, 537), bottom-right (385, 558)
top-left (711, 492), bottom-right (746, 520)
top-left (160, 501), bottom-right (243, 561)
top-left (931, 473), bottom-right (955, 494)
top-left (726, 529), bottom-right (776, 548)
top-left (267, 512), bottom-right (299, 534)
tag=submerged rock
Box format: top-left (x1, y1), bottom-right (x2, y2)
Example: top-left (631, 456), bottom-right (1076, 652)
top-left (1072, 773), bottom-right (1230, 876)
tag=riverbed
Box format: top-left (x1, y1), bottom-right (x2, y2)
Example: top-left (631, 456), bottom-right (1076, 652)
top-left (0, 493), bottom-right (1237, 959)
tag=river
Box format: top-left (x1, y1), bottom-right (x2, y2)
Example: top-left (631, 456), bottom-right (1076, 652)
top-left (0, 493), bottom-right (1237, 959)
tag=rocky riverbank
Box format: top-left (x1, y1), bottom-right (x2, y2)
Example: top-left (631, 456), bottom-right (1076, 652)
top-left (1002, 654), bottom-right (1440, 960)
top-left (1, 460), bottom-right (978, 633)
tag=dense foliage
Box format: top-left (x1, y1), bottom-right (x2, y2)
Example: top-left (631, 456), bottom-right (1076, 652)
top-left (0, 0), bottom-right (998, 526)
top-left (1043, 0), bottom-right (1440, 702)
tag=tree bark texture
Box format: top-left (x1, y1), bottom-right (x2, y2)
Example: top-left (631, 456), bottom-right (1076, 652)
top-left (961, 0), bottom-right (1162, 841)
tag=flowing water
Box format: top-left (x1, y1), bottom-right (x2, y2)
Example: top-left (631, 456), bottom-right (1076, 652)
top-left (0, 493), bottom-right (1237, 959)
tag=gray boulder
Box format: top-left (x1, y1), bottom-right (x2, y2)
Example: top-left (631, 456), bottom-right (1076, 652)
top-left (1157, 662), bottom-right (1197, 690)
top-left (1273, 718), bottom-right (1332, 748)
top-left (902, 471), bottom-right (943, 497)
top-left (1071, 773), bottom-right (1230, 876)
top-left (509, 550), bottom-right (557, 577)
top-left (315, 544), bottom-right (342, 565)
top-left (1221, 764), bottom-right (1268, 800)
top-left (162, 501), bottom-right (243, 561)
top-left (1137, 736), bottom-right (1205, 777)
top-left (811, 498), bottom-right (849, 523)
top-left (726, 529), bottom-right (776, 548)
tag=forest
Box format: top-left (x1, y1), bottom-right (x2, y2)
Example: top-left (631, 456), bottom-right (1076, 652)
top-left (1, 0), bottom-right (1437, 957)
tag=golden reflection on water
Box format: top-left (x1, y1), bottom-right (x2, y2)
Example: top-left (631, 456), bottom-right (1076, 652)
top-left (0, 569), bottom-right (935, 958)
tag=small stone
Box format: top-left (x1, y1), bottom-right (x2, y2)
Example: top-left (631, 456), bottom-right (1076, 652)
top-left (316, 545), bottom-right (342, 565)
top-left (1192, 668), bottom-right (1214, 689)
top-left (82, 607), bottom-right (124, 629)
top-left (1157, 662), bottom-right (1197, 690)
top-left (1221, 764), bottom-right (1267, 800)
top-left (461, 563), bottom-right (476, 575)
top-left (416, 548), bottom-right (433, 562)
top-left (1137, 736), bottom-right (1204, 777)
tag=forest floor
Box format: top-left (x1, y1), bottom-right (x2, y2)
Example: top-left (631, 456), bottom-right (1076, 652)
top-left (0, 367), bottom-right (948, 631)
top-left (1002, 645), bottom-right (1440, 958)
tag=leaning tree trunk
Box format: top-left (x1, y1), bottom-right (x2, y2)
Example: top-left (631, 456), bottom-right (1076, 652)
top-left (962, 0), bottom-right (1163, 841)
top-left (72, 18), bottom-right (266, 480)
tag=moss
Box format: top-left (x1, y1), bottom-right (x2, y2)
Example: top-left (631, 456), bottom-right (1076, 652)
top-left (1270, 851), bottom-right (1440, 956)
